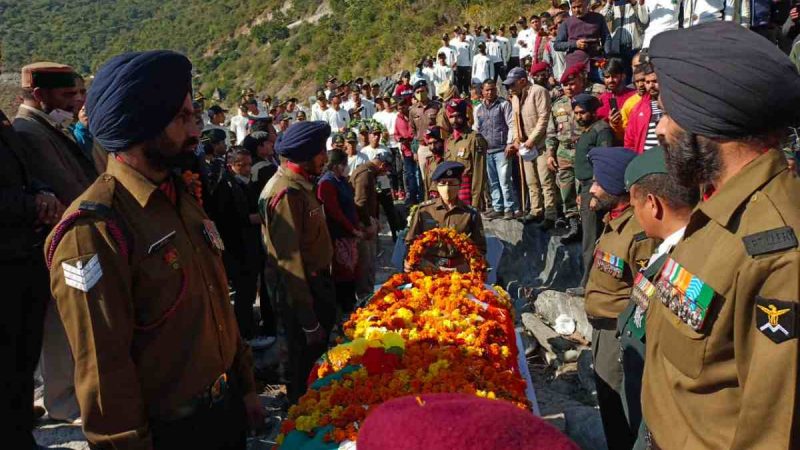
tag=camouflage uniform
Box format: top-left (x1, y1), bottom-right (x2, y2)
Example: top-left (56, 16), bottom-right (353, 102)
top-left (545, 84), bottom-right (605, 219)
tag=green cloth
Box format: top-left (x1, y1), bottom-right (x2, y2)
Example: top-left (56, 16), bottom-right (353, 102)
top-left (310, 364), bottom-right (361, 390)
top-left (574, 120), bottom-right (615, 181)
top-left (281, 426), bottom-right (339, 450)
top-left (624, 146), bottom-right (667, 190)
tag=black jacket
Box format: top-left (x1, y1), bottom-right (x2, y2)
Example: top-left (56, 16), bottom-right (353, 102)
top-left (0, 109), bottom-right (49, 261)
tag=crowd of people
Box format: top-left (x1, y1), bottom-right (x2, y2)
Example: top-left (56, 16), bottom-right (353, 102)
top-left (3, 1), bottom-right (800, 449)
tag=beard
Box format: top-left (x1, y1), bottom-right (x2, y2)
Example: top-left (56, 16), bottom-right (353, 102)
top-left (660, 128), bottom-right (721, 189)
top-left (590, 192), bottom-right (624, 212)
top-left (143, 132), bottom-right (200, 172)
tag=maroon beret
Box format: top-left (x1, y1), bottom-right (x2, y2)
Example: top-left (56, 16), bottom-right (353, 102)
top-left (358, 394), bottom-right (580, 450)
top-left (445, 98), bottom-right (468, 117)
top-left (529, 61), bottom-right (551, 76)
top-left (560, 61), bottom-right (587, 84)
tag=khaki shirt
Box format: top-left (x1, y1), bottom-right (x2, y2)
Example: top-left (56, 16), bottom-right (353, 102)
top-left (405, 197), bottom-right (487, 267)
top-left (545, 84), bottom-right (605, 160)
top-left (643, 150), bottom-right (800, 449)
top-left (259, 166), bottom-right (333, 328)
top-left (410, 100), bottom-right (441, 141)
top-left (46, 157), bottom-right (255, 449)
top-left (445, 129), bottom-right (488, 207)
top-left (585, 206), bottom-right (658, 319)
top-left (350, 163), bottom-right (378, 227)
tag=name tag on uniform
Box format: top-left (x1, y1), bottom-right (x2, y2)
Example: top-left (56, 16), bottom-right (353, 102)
top-left (656, 257), bottom-right (716, 331)
top-left (309, 206), bottom-right (323, 218)
top-left (593, 249), bottom-right (625, 279)
top-left (202, 220), bottom-right (225, 251)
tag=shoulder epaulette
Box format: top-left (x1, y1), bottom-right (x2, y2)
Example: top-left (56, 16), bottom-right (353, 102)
top-left (633, 231), bottom-right (648, 242)
top-left (742, 226), bottom-right (798, 256)
top-left (419, 199), bottom-right (437, 207)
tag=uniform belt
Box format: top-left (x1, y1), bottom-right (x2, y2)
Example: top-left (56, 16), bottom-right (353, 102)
top-left (588, 317), bottom-right (617, 331)
top-left (154, 372), bottom-right (232, 422)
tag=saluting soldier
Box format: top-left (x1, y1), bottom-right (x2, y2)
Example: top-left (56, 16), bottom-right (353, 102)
top-left (642, 22), bottom-right (800, 449)
top-left (545, 62), bottom-right (605, 239)
top-left (259, 121), bottom-right (336, 403)
top-left (404, 161), bottom-right (487, 273)
top-left (45, 51), bottom-right (263, 449)
top-left (444, 99), bottom-right (488, 208)
top-left (618, 147), bottom-right (698, 448)
top-left (583, 147), bottom-right (658, 450)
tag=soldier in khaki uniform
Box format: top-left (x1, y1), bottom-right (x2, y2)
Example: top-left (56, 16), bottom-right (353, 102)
top-left (545, 62), bottom-right (605, 239)
top-left (46, 51), bottom-right (262, 449)
top-left (444, 99), bottom-right (488, 209)
top-left (584, 147), bottom-right (657, 450)
top-left (405, 161), bottom-right (486, 273)
top-left (641, 22), bottom-right (800, 449)
top-left (259, 120), bottom-right (336, 403)
top-left (619, 147), bottom-right (698, 448)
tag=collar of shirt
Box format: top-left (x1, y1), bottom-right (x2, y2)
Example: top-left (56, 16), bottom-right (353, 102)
top-left (697, 149), bottom-right (786, 228)
top-left (107, 156), bottom-right (162, 207)
top-left (647, 226), bottom-right (685, 267)
top-left (19, 103), bottom-right (64, 130)
top-left (606, 203), bottom-right (633, 230)
top-left (434, 197), bottom-right (467, 213)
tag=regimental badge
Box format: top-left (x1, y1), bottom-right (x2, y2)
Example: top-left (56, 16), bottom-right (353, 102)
top-left (202, 220), bottom-right (225, 251)
top-left (62, 254), bottom-right (103, 293)
top-left (636, 259), bottom-right (649, 270)
top-left (593, 249), bottom-right (625, 279)
top-left (755, 296), bottom-right (797, 344)
top-left (655, 257), bottom-right (716, 331)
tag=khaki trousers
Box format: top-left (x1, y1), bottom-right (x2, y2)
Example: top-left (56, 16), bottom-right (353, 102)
top-left (41, 300), bottom-right (80, 421)
top-left (522, 154), bottom-right (558, 219)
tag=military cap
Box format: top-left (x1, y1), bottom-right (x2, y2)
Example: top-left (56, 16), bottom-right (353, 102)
top-left (316, 89), bottom-right (327, 100)
top-left (431, 161), bottom-right (465, 181)
top-left (278, 113), bottom-right (292, 122)
top-left (344, 131), bottom-right (358, 142)
top-left (275, 121), bottom-right (331, 162)
top-left (332, 133), bottom-right (345, 144)
top-left (413, 79), bottom-right (428, 91)
top-left (326, 75), bottom-right (337, 83)
top-left (359, 394), bottom-right (579, 450)
top-left (425, 126), bottom-right (443, 142)
top-left (560, 62), bottom-right (587, 84)
top-left (530, 61), bottom-right (551, 75)
top-left (445, 98), bottom-right (468, 116)
top-left (21, 62), bottom-right (76, 89)
top-left (201, 128), bottom-right (227, 144)
top-left (624, 146), bottom-right (668, 190)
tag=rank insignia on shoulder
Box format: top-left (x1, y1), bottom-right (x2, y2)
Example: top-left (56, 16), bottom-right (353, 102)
top-left (742, 226), bottom-right (797, 256)
top-left (656, 257), bottom-right (716, 331)
top-left (202, 220), bottom-right (225, 251)
top-left (755, 296), bottom-right (797, 344)
top-left (62, 254), bottom-right (102, 293)
top-left (593, 249), bottom-right (625, 279)
top-left (633, 231), bottom-right (648, 242)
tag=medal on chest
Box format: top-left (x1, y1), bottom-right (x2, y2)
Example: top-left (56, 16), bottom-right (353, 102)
top-left (631, 271), bottom-right (656, 312)
top-left (202, 219), bottom-right (226, 251)
top-left (593, 248), bottom-right (625, 279)
top-left (656, 257), bottom-right (716, 331)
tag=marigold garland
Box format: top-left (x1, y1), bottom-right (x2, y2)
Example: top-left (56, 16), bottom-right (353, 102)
top-left (275, 231), bottom-right (528, 449)
top-left (405, 227), bottom-right (487, 278)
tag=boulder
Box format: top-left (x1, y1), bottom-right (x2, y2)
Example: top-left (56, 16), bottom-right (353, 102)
top-left (564, 406), bottom-right (608, 450)
top-left (532, 290), bottom-right (593, 340)
top-left (484, 219), bottom-right (584, 292)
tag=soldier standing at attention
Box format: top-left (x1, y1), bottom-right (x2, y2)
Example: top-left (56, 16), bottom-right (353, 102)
top-left (444, 99), bottom-right (488, 209)
top-left (46, 50), bottom-right (263, 449)
top-left (546, 62), bottom-right (605, 240)
top-left (405, 161), bottom-right (486, 273)
top-left (618, 146), bottom-right (698, 448)
top-left (642, 22), bottom-right (800, 449)
top-left (259, 120), bottom-right (336, 403)
top-left (583, 147), bottom-right (657, 450)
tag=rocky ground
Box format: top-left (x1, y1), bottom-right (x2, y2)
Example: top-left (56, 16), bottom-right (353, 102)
top-left (35, 216), bottom-right (606, 449)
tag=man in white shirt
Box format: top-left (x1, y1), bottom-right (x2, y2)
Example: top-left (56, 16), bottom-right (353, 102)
top-left (472, 42), bottom-right (495, 85)
top-left (348, 91), bottom-right (375, 119)
top-left (422, 59), bottom-right (437, 98)
top-left (343, 132), bottom-right (369, 176)
top-left (324, 94), bottom-right (350, 134)
top-left (641, 0), bottom-right (680, 48)
top-left (453, 30), bottom-right (473, 94)
top-left (229, 104), bottom-right (250, 145)
top-left (437, 34), bottom-right (457, 67)
top-left (204, 105), bottom-right (232, 146)
top-left (360, 127), bottom-right (402, 239)
top-left (324, 76), bottom-right (338, 100)
top-left (433, 53), bottom-right (455, 97)
top-left (310, 90), bottom-right (329, 121)
top-left (517, 16), bottom-right (536, 60)
top-left (509, 24), bottom-right (522, 70)
top-left (485, 32), bottom-right (505, 81)
top-left (496, 26), bottom-right (512, 67)
top-left (372, 96), bottom-right (402, 194)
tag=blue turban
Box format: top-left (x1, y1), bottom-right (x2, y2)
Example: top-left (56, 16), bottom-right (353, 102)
top-left (588, 147), bottom-right (637, 196)
top-left (86, 50), bottom-right (193, 152)
top-left (571, 93), bottom-right (601, 112)
top-left (275, 121), bottom-right (331, 162)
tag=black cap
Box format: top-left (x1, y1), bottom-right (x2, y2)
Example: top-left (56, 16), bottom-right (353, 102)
top-left (431, 161), bottom-right (465, 181)
top-left (207, 105), bottom-right (228, 117)
top-left (413, 79), bottom-right (428, 90)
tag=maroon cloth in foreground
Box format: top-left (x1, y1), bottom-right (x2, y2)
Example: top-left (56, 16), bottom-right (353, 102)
top-left (358, 393), bottom-right (580, 450)
top-left (459, 173), bottom-right (472, 205)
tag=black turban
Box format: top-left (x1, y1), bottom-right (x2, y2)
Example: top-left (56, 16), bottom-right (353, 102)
top-left (86, 50), bottom-right (192, 152)
top-left (275, 121), bottom-right (331, 162)
top-left (571, 93), bottom-right (601, 112)
top-left (650, 22), bottom-right (800, 139)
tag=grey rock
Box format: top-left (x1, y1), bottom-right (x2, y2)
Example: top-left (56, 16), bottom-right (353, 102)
top-left (485, 219), bottom-right (584, 292)
top-left (533, 290), bottom-right (593, 340)
top-left (521, 312), bottom-right (559, 358)
top-left (564, 406), bottom-right (608, 450)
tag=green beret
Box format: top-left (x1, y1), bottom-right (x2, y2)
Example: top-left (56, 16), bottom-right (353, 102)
top-left (624, 146), bottom-right (668, 190)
